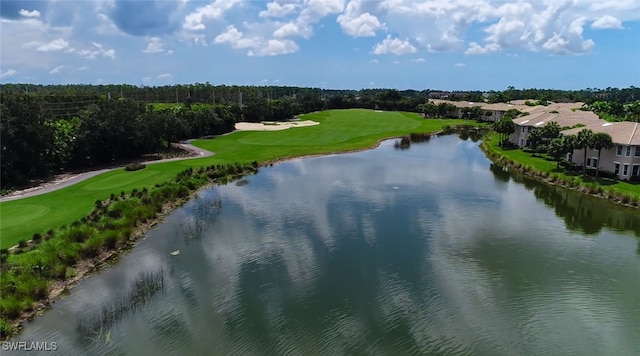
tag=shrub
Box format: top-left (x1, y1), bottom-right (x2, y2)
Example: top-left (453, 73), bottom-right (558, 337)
top-left (124, 163), bottom-right (146, 171)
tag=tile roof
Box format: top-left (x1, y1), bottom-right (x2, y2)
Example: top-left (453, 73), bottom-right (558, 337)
top-left (562, 121), bottom-right (640, 145)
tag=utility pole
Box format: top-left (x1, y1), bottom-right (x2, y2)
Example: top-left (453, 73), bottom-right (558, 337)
top-left (176, 86), bottom-right (179, 104)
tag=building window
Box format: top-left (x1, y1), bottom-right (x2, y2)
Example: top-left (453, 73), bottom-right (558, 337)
top-left (626, 146), bottom-right (632, 157)
top-left (623, 164), bottom-right (629, 176)
top-left (636, 147), bottom-right (640, 157)
top-left (633, 165), bottom-right (640, 177)
top-left (586, 158), bottom-right (592, 167)
top-left (522, 126), bottom-right (525, 133)
top-left (617, 145), bottom-right (623, 156)
top-left (614, 163), bottom-right (620, 175)
top-left (592, 158), bottom-right (598, 168)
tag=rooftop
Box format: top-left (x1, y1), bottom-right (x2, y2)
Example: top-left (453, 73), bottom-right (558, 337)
top-left (562, 121), bottom-right (640, 145)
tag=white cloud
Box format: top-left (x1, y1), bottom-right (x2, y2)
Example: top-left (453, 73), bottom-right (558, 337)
top-left (76, 42), bottom-right (116, 59)
top-left (372, 35), bottom-right (416, 55)
top-left (273, 21), bottom-right (312, 38)
top-left (215, 25), bottom-right (299, 56)
top-left (49, 65), bottom-right (64, 74)
top-left (591, 15), bottom-right (623, 29)
top-left (37, 39), bottom-right (69, 52)
top-left (143, 37), bottom-right (166, 53)
top-left (410, 57), bottom-right (425, 63)
top-left (248, 39), bottom-right (299, 56)
top-left (214, 25), bottom-right (259, 49)
top-left (337, 0), bottom-right (385, 37)
top-left (299, 0), bottom-right (345, 23)
top-left (183, 0), bottom-right (242, 30)
top-left (0, 69), bottom-right (17, 79)
top-left (157, 73), bottom-right (173, 80)
top-left (78, 66), bottom-right (88, 71)
top-left (259, 2), bottom-right (298, 18)
top-left (465, 42), bottom-right (500, 55)
top-left (454, 62), bottom-right (466, 67)
top-left (19, 9), bottom-right (41, 18)
top-left (338, 12), bottom-right (383, 37)
top-left (369, 58), bottom-right (379, 64)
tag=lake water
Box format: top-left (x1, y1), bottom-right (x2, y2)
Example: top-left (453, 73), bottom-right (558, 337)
top-left (10, 133), bottom-right (640, 355)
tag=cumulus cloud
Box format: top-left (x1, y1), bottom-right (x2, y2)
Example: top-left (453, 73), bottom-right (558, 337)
top-left (372, 35), bottom-right (416, 55)
top-left (215, 25), bottom-right (299, 56)
top-left (591, 15), bottom-right (623, 29)
top-left (259, 2), bottom-right (298, 18)
top-left (0, 69), bottom-right (17, 79)
top-left (273, 21), bottom-right (312, 38)
top-left (465, 42), bottom-right (500, 55)
top-left (337, 0), bottom-right (384, 37)
top-left (19, 9), bottom-right (40, 18)
top-left (183, 0), bottom-right (242, 30)
top-left (77, 42), bottom-right (116, 59)
top-left (37, 38), bottom-right (69, 52)
top-left (248, 39), bottom-right (299, 56)
top-left (143, 37), bottom-right (166, 53)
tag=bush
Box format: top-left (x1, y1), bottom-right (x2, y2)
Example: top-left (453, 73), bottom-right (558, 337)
top-left (124, 163), bottom-right (146, 172)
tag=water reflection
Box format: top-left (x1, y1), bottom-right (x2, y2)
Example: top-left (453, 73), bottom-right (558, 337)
top-left (489, 167), bottom-right (640, 237)
top-left (10, 134), bottom-right (640, 355)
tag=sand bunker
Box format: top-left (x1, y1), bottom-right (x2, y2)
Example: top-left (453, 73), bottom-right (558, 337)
top-left (235, 120), bottom-right (319, 131)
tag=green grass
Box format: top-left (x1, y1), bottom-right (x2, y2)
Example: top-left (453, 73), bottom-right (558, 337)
top-left (483, 132), bottom-right (640, 201)
top-left (0, 109), bottom-right (474, 248)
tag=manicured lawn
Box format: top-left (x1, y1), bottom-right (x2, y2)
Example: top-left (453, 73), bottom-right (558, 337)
top-left (484, 132), bottom-right (640, 200)
top-left (0, 109), bottom-right (473, 249)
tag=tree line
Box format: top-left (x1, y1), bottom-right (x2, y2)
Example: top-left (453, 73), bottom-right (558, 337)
top-left (1, 90), bottom-right (235, 190)
top-left (2, 83), bottom-right (637, 190)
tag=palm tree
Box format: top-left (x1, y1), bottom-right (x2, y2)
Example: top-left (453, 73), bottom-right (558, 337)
top-left (575, 128), bottom-right (594, 176)
top-left (591, 132), bottom-right (613, 177)
top-left (542, 121), bottom-right (560, 140)
top-left (547, 138), bottom-right (565, 169)
top-left (528, 128), bottom-right (543, 156)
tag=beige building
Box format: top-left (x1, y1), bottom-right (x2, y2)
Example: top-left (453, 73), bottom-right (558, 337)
top-left (428, 99), bottom-right (530, 122)
top-left (562, 122), bottom-right (640, 180)
top-left (510, 108), bottom-right (602, 148)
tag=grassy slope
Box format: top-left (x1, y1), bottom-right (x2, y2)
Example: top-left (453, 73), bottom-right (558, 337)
top-left (484, 132), bottom-right (640, 199)
top-left (0, 109), bottom-right (472, 248)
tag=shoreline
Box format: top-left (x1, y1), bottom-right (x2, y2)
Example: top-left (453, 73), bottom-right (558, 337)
top-left (479, 140), bottom-right (640, 209)
top-left (6, 190), bottom-right (197, 340)
top-left (3, 126), bottom-right (463, 340)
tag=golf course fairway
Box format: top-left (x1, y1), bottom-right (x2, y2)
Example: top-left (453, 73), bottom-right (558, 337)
top-left (0, 109), bottom-right (473, 249)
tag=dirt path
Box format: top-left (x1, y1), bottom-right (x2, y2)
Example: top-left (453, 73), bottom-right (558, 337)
top-left (0, 141), bottom-right (213, 202)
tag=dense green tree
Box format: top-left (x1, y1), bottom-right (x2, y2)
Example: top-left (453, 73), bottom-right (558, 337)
top-left (542, 121), bottom-right (560, 140)
top-left (528, 128), bottom-right (544, 156)
top-left (494, 117), bottom-right (515, 147)
top-left (546, 138), bottom-right (565, 169)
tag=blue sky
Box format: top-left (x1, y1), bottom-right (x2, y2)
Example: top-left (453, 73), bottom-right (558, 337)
top-left (1, 0), bottom-right (638, 91)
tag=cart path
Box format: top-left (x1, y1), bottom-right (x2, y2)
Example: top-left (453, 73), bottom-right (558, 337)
top-left (0, 141), bottom-right (213, 203)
